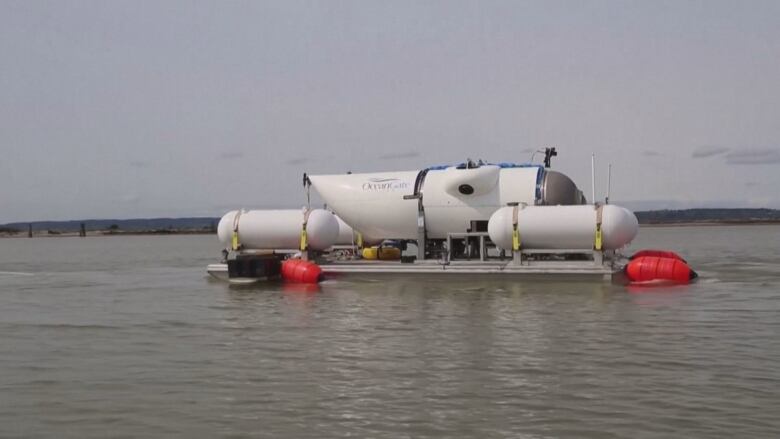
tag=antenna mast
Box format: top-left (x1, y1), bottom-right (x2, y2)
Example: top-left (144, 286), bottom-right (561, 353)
top-left (590, 153), bottom-right (596, 204)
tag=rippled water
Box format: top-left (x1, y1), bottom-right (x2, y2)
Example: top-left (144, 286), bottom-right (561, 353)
top-left (1, 226), bottom-right (779, 438)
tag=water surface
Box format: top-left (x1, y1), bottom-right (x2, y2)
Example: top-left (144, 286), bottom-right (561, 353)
top-left (1, 226), bottom-right (779, 438)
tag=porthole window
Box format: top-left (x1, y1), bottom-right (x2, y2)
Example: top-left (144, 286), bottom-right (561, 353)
top-left (458, 184), bottom-right (474, 195)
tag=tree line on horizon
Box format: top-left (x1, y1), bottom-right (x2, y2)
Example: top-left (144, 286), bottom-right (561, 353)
top-left (2, 208), bottom-right (780, 235)
top-left (0, 217), bottom-right (219, 234)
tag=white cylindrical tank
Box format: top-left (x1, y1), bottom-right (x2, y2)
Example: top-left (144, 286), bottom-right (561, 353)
top-left (217, 209), bottom-right (339, 250)
top-left (487, 205), bottom-right (638, 250)
top-left (335, 215), bottom-right (356, 245)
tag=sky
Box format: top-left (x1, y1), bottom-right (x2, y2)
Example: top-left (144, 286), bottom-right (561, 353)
top-left (2, 0), bottom-right (779, 223)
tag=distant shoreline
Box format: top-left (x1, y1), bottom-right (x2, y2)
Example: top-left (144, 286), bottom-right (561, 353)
top-left (0, 230), bottom-right (216, 238)
top-left (640, 220), bottom-right (780, 227)
top-left (2, 220), bottom-right (779, 239)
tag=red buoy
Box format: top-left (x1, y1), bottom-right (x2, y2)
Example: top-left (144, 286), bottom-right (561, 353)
top-left (281, 259), bottom-right (323, 284)
top-left (625, 256), bottom-right (697, 284)
top-left (630, 249), bottom-right (686, 263)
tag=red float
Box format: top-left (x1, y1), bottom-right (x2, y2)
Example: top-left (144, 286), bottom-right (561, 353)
top-left (281, 259), bottom-right (323, 284)
top-left (629, 249), bottom-right (686, 263)
top-left (625, 255), bottom-right (697, 284)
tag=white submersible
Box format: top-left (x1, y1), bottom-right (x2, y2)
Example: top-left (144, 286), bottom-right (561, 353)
top-left (208, 150), bottom-right (640, 282)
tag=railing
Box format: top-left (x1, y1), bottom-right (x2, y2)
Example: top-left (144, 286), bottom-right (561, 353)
top-left (445, 232), bottom-right (608, 266)
top-left (445, 232), bottom-right (491, 262)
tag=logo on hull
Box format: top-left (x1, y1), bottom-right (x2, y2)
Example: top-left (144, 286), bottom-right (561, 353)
top-left (362, 177), bottom-right (410, 191)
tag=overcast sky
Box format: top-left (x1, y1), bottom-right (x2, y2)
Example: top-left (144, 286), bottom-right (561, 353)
top-left (2, 0), bottom-right (779, 223)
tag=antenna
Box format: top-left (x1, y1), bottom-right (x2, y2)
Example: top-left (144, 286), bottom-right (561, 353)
top-left (606, 163), bottom-right (612, 205)
top-left (590, 153), bottom-right (596, 205)
top-left (543, 147), bottom-right (557, 168)
top-left (303, 172), bottom-right (311, 209)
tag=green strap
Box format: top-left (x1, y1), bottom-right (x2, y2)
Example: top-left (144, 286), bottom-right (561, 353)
top-left (231, 210), bottom-right (243, 250)
top-left (512, 205), bottom-right (520, 251)
top-left (300, 209), bottom-right (311, 251)
top-left (594, 204), bottom-right (603, 250)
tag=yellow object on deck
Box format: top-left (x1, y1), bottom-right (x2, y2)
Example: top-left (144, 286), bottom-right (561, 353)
top-left (511, 204), bottom-right (521, 251)
top-left (299, 229), bottom-right (308, 251)
top-left (362, 246), bottom-right (401, 260)
top-left (594, 228), bottom-right (603, 251)
top-left (594, 204), bottom-right (604, 251)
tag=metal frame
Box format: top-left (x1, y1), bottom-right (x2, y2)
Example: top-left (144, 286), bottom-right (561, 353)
top-left (446, 232), bottom-right (490, 262)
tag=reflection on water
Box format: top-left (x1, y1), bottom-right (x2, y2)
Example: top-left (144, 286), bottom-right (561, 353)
top-left (1, 226), bottom-right (779, 438)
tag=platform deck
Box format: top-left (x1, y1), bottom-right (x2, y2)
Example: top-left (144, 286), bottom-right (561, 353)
top-left (320, 259), bottom-right (617, 278)
top-left (208, 259), bottom-right (618, 282)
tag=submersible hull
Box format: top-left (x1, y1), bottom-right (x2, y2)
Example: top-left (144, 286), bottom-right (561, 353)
top-left (308, 165), bottom-right (587, 243)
